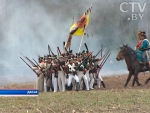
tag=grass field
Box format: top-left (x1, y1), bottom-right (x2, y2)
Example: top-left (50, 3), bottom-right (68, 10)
top-left (0, 89), bottom-right (150, 113)
top-left (0, 73), bottom-right (150, 113)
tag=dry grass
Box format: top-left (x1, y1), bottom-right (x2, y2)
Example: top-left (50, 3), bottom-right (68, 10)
top-left (0, 73), bottom-right (150, 113)
top-left (0, 89), bottom-right (150, 113)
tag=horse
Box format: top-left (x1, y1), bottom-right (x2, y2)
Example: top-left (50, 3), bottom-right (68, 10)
top-left (116, 44), bottom-right (150, 87)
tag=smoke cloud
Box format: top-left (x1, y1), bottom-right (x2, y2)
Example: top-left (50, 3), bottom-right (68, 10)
top-left (0, 0), bottom-right (149, 85)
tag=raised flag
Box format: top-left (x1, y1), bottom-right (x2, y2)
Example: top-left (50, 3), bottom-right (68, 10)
top-left (64, 6), bottom-right (92, 52)
top-left (69, 11), bottom-right (90, 36)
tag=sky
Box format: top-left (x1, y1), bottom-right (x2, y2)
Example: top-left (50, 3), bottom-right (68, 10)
top-left (0, 0), bottom-right (149, 84)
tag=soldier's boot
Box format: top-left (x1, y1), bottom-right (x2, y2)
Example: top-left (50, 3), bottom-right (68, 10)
top-left (76, 82), bottom-right (80, 91)
top-left (65, 85), bottom-right (71, 91)
top-left (51, 86), bottom-right (54, 92)
top-left (69, 83), bottom-right (73, 91)
top-left (142, 59), bottom-right (147, 70)
top-left (65, 84), bottom-right (73, 91)
top-left (46, 87), bottom-right (50, 92)
top-left (65, 85), bottom-right (68, 90)
top-left (101, 81), bottom-right (106, 88)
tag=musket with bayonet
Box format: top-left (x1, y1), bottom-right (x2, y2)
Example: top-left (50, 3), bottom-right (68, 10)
top-left (99, 49), bottom-right (111, 64)
top-left (90, 47), bottom-right (107, 64)
top-left (101, 44), bottom-right (103, 57)
top-left (48, 45), bottom-right (55, 56)
top-left (32, 58), bottom-right (47, 77)
top-left (76, 52), bottom-right (93, 71)
top-left (92, 48), bottom-right (108, 72)
top-left (97, 51), bottom-right (111, 77)
top-left (88, 48), bottom-right (102, 65)
top-left (95, 47), bottom-right (107, 60)
top-left (100, 51), bottom-right (111, 67)
top-left (57, 46), bottom-right (62, 55)
top-left (84, 43), bottom-right (89, 52)
top-left (20, 52), bottom-right (37, 67)
top-left (98, 50), bottom-right (111, 71)
top-left (95, 49), bottom-right (110, 69)
top-left (48, 45), bottom-right (51, 56)
top-left (32, 58), bottom-right (41, 68)
top-left (65, 47), bottom-right (70, 55)
top-left (20, 57), bottom-right (39, 76)
top-left (57, 49), bottom-right (60, 58)
top-left (101, 47), bottom-right (107, 56)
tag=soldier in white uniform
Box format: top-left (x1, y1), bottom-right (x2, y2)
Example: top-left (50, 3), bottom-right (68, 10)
top-left (35, 70), bottom-right (44, 92)
top-left (77, 56), bottom-right (89, 91)
top-left (96, 65), bottom-right (106, 88)
top-left (32, 57), bottom-right (45, 92)
top-left (89, 64), bottom-right (94, 89)
top-left (57, 56), bottom-right (66, 92)
top-left (43, 56), bottom-right (53, 92)
top-left (50, 58), bottom-right (58, 93)
top-left (66, 58), bottom-right (80, 91)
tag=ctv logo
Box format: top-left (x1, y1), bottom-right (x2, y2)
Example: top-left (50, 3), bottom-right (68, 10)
top-left (120, 2), bottom-right (147, 20)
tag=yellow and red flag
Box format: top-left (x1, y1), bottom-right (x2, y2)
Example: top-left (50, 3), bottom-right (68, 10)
top-left (64, 6), bottom-right (92, 52)
top-left (69, 11), bottom-right (90, 36)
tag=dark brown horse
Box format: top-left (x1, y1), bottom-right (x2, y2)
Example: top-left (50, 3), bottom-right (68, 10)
top-left (116, 45), bottom-right (150, 87)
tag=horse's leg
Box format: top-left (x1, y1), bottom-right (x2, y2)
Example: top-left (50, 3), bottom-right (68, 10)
top-left (132, 75), bottom-right (136, 86)
top-left (145, 77), bottom-right (150, 84)
top-left (135, 73), bottom-right (141, 86)
top-left (124, 71), bottom-right (133, 87)
top-left (132, 71), bottom-right (140, 86)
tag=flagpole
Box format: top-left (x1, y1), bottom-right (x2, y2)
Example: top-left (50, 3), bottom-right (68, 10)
top-left (78, 5), bottom-right (92, 53)
top-left (78, 29), bottom-right (86, 53)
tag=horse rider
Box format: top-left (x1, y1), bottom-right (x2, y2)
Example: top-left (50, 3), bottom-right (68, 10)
top-left (135, 31), bottom-right (143, 50)
top-left (136, 31), bottom-right (150, 69)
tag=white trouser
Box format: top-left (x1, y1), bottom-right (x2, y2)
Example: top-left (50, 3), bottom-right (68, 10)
top-left (67, 74), bottom-right (79, 86)
top-left (86, 70), bottom-right (90, 83)
top-left (35, 74), bottom-right (44, 92)
top-left (89, 73), bottom-right (94, 89)
top-left (52, 73), bottom-right (58, 92)
top-left (78, 71), bottom-right (89, 90)
top-left (71, 79), bottom-right (76, 90)
top-left (96, 73), bottom-right (103, 88)
top-left (44, 81), bottom-right (46, 92)
top-left (58, 71), bottom-right (65, 92)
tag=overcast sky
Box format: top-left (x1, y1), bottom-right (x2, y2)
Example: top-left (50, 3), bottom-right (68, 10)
top-left (0, 0), bottom-right (149, 84)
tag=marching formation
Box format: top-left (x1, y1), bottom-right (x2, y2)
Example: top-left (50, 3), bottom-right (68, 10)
top-left (20, 44), bottom-right (111, 92)
top-left (20, 6), bottom-right (111, 92)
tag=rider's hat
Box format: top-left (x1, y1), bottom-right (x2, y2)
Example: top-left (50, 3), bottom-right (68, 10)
top-left (141, 31), bottom-right (147, 38)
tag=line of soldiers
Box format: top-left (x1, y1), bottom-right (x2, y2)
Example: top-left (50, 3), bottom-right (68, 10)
top-left (32, 50), bottom-right (106, 92)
